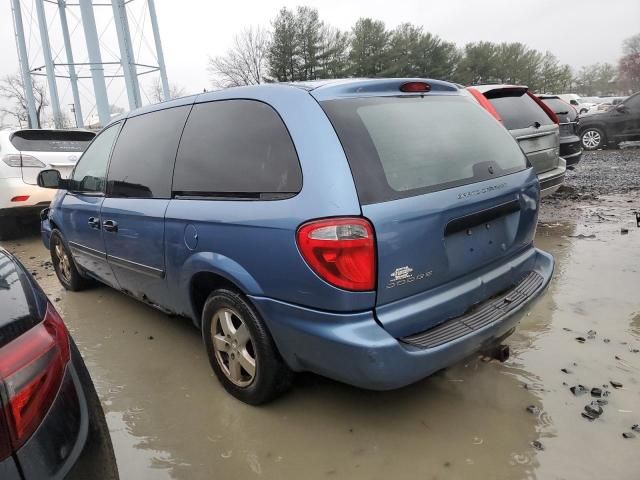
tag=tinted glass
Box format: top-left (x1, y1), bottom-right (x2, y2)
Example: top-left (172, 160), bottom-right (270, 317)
top-left (71, 123), bottom-right (120, 193)
top-left (173, 100), bottom-right (302, 197)
top-left (321, 95), bottom-right (527, 204)
top-left (541, 98), bottom-right (577, 121)
top-left (486, 91), bottom-right (554, 130)
top-left (107, 106), bottom-right (191, 198)
top-left (0, 253), bottom-right (41, 348)
top-left (624, 94), bottom-right (640, 111)
top-left (10, 130), bottom-right (95, 152)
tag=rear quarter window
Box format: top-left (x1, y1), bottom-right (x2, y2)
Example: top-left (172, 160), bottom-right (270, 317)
top-left (541, 98), bottom-right (577, 122)
top-left (173, 100), bottom-right (302, 198)
top-left (321, 95), bottom-right (527, 204)
top-left (486, 91), bottom-right (554, 130)
top-left (10, 130), bottom-right (95, 152)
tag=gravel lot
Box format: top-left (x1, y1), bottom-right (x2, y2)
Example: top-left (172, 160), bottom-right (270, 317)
top-left (551, 148), bottom-right (640, 200)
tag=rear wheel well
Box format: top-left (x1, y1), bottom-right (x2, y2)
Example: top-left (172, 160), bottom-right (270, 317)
top-left (191, 272), bottom-right (242, 323)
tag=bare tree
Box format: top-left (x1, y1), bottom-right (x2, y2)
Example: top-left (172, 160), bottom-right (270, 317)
top-left (0, 74), bottom-right (48, 128)
top-left (146, 78), bottom-right (186, 103)
top-left (209, 26), bottom-right (271, 88)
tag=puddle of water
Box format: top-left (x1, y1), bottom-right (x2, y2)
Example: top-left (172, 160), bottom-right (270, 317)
top-left (2, 196), bottom-right (639, 479)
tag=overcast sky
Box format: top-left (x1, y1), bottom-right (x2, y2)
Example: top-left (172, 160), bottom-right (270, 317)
top-left (1, 0), bottom-right (639, 120)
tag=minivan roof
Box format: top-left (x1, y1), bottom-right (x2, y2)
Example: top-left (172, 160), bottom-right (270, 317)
top-left (112, 78), bottom-right (461, 127)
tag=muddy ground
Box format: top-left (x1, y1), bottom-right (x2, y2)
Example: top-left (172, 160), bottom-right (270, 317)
top-left (2, 150), bottom-right (640, 480)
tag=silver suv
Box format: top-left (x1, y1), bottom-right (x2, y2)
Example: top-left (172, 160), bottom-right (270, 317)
top-left (472, 85), bottom-right (566, 197)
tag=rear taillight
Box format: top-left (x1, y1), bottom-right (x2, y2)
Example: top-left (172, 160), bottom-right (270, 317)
top-left (467, 87), bottom-right (503, 124)
top-left (0, 303), bottom-right (69, 458)
top-left (10, 196), bottom-right (30, 203)
top-left (296, 218), bottom-right (376, 291)
top-left (527, 92), bottom-right (560, 124)
top-left (2, 154), bottom-right (46, 168)
top-left (400, 82), bottom-right (431, 93)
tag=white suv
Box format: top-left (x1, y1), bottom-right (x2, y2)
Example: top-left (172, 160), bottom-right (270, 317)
top-left (0, 129), bottom-right (95, 239)
top-left (556, 94), bottom-right (597, 115)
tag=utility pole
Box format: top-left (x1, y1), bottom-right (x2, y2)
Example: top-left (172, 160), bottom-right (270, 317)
top-left (34, 0), bottom-right (62, 128)
top-left (78, 0), bottom-right (111, 126)
top-left (10, 0), bottom-right (38, 128)
top-left (147, 0), bottom-right (170, 101)
top-left (58, 0), bottom-right (84, 127)
top-left (112, 0), bottom-right (141, 109)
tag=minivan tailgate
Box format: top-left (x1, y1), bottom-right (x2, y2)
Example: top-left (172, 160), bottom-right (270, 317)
top-left (364, 170), bottom-right (539, 337)
top-left (512, 127), bottom-right (559, 174)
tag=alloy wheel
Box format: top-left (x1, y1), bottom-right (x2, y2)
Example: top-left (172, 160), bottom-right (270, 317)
top-left (582, 130), bottom-right (601, 149)
top-left (54, 240), bottom-right (72, 283)
top-left (211, 307), bottom-right (257, 387)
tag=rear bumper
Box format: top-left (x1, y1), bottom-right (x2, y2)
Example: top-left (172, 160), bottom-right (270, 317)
top-left (560, 138), bottom-right (583, 167)
top-left (538, 158), bottom-right (567, 197)
top-left (0, 178), bottom-right (55, 215)
top-left (251, 248), bottom-right (554, 390)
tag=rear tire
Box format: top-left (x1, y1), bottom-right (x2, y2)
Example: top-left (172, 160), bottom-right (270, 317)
top-left (0, 216), bottom-right (19, 241)
top-left (581, 127), bottom-right (605, 150)
top-left (50, 229), bottom-right (91, 291)
top-left (202, 289), bottom-right (292, 405)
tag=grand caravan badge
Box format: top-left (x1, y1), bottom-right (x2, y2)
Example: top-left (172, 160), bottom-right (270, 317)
top-left (386, 266), bottom-right (432, 289)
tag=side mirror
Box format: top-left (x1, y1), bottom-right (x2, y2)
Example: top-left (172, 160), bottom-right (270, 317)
top-left (616, 104), bottom-right (628, 113)
top-left (37, 169), bottom-right (64, 189)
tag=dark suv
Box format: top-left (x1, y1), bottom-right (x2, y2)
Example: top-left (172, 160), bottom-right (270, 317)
top-left (38, 79), bottom-right (553, 404)
top-left (579, 91), bottom-right (640, 150)
top-left (538, 95), bottom-right (582, 168)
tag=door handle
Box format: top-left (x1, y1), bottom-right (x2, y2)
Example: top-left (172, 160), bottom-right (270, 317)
top-left (102, 220), bottom-right (118, 233)
top-left (88, 217), bottom-right (100, 229)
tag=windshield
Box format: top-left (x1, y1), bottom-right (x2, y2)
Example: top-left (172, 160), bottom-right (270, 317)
top-left (321, 95), bottom-right (527, 204)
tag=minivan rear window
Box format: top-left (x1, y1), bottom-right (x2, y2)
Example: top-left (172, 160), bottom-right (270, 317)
top-left (10, 130), bottom-right (95, 152)
top-left (484, 89), bottom-right (554, 130)
top-left (321, 95), bottom-right (527, 204)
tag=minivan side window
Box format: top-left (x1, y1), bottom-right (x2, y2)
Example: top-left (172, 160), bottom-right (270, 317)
top-left (173, 100), bottom-right (302, 198)
top-left (71, 123), bottom-right (120, 193)
top-left (107, 106), bottom-right (191, 199)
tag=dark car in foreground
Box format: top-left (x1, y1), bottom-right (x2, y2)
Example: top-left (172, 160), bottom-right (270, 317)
top-left (470, 85), bottom-right (566, 196)
top-left (579, 91), bottom-right (640, 150)
top-left (538, 95), bottom-right (583, 168)
top-left (38, 78), bottom-right (553, 404)
top-left (0, 248), bottom-right (118, 479)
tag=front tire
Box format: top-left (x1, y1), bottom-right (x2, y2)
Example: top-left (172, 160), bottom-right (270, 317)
top-left (581, 127), bottom-right (605, 150)
top-left (50, 230), bottom-right (91, 291)
top-left (202, 289), bottom-right (291, 405)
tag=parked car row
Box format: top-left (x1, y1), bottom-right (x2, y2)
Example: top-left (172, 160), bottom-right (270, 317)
top-left (467, 85), bottom-right (566, 196)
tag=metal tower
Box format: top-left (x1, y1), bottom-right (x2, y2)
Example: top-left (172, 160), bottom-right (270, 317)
top-left (10, 0), bottom-right (171, 128)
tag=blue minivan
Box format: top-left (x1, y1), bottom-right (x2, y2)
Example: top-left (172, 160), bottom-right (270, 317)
top-left (38, 78), bottom-right (553, 404)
